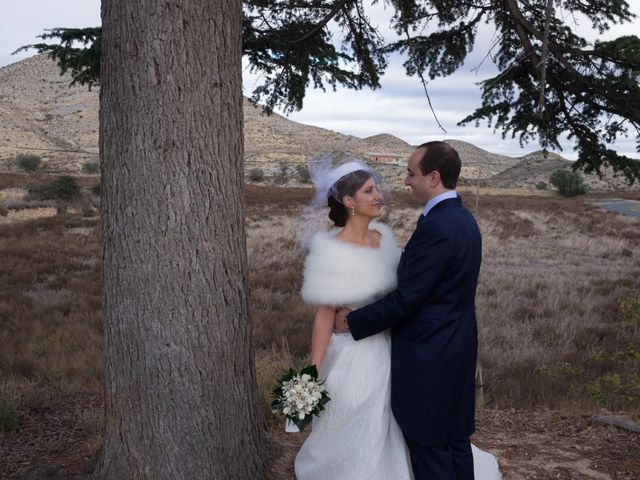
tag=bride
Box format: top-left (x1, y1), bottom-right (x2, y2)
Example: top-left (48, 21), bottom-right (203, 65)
top-left (293, 157), bottom-right (501, 480)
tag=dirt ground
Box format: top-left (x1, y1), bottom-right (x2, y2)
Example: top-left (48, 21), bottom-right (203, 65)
top-left (266, 408), bottom-right (640, 480)
top-left (2, 393), bottom-right (638, 479)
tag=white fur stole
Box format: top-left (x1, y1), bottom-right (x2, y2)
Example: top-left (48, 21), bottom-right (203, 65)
top-left (300, 222), bottom-right (401, 307)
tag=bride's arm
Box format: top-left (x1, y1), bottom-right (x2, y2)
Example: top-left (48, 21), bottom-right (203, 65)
top-left (310, 306), bottom-right (336, 368)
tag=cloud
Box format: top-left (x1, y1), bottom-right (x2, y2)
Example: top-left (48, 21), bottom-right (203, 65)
top-left (0, 0), bottom-right (101, 68)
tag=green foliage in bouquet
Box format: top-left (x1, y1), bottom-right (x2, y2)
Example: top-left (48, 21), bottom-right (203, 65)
top-left (271, 364), bottom-right (330, 432)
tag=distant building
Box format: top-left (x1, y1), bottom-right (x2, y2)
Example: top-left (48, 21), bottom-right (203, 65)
top-left (365, 152), bottom-right (402, 163)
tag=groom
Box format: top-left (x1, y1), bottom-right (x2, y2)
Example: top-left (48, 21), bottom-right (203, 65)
top-left (336, 141), bottom-right (481, 480)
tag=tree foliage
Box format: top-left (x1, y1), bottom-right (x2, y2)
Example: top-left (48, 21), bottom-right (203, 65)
top-left (14, 27), bottom-right (100, 88)
top-left (17, 0), bottom-right (640, 183)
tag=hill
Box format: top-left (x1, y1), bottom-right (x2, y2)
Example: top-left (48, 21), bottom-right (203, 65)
top-left (0, 55), bottom-right (417, 168)
top-left (0, 55), bottom-right (637, 191)
top-left (490, 151), bottom-right (636, 191)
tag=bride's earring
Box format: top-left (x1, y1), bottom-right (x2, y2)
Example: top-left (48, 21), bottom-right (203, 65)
top-left (351, 206), bottom-right (355, 216)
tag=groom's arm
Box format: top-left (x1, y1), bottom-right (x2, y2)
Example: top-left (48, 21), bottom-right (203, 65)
top-left (347, 224), bottom-right (450, 340)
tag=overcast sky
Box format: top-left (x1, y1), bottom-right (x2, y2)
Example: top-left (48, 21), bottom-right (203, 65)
top-left (2, 0), bottom-right (638, 159)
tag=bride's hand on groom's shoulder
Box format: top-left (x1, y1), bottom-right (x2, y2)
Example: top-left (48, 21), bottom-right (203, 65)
top-left (334, 307), bottom-right (351, 334)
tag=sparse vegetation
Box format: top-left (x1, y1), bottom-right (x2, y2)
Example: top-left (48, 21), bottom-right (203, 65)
top-left (535, 181), bottom-right (547, 190)
top-left (549, 169), bottom-right (589, 197)
top-left (16, 154), bottom-right (42, 173)
top-left (82, 161), bottom-right (99, 174)
top-left (90, 183), bottom-right (101, 196)
top-left (248, 168), bottom-right (265, 182)
top-left (0, 205), bottom-right (8, 217)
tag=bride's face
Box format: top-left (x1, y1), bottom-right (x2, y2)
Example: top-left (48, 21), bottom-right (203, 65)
top-left (346, 178), bottom-right (384, 218)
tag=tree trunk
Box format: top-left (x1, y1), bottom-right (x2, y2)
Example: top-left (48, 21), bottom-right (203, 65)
top-left (97, 1), bottom-right (265, 478)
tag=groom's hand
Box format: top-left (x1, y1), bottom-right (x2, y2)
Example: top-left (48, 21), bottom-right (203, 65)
top-left (334, 308), bottom-right (352, 334)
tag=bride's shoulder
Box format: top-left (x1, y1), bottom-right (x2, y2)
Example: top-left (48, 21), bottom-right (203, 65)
top-left (306, 228), bottom-right (340, 254)
top-left (369, 221), bottom-right (396, 240)
top-left (369, 221), bottom-right (399, 249)
top-left (304, 223), bottom-right (400, 269)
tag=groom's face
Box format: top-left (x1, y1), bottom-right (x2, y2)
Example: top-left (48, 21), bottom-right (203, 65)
top-left (404, 147), bottom-right (434, 204)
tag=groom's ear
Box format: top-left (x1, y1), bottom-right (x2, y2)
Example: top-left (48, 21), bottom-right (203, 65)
top-left (430, 169), bottom-right (442, 186)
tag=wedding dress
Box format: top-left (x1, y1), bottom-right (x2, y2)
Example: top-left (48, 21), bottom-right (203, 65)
top-left (295, 221), bottom-right (501, 480)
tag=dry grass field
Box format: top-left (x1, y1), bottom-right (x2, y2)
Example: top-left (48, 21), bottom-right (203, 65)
top-left (1, 176), bottom-right (639, 479)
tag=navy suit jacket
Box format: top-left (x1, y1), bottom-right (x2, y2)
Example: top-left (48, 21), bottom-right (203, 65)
top-left (347, 196), bottom-right (482, 446)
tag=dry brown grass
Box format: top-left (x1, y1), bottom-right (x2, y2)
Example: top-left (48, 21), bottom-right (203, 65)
top-left (246, 187), bottom-right (640, 413)
top-left (0, 185), bottom-right (638, 476)
top-left (0, 215), bottom-right (102, 404)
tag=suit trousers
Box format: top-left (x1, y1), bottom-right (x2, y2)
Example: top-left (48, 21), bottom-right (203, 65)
top-left (404, 434), bottom-right (474, 480)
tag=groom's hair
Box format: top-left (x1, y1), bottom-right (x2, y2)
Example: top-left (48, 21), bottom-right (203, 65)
top-left (417, 141), bottom-right (461, 189)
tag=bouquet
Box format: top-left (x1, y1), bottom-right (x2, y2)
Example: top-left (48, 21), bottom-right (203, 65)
top-left (271, 365), bottom-right (330, 432)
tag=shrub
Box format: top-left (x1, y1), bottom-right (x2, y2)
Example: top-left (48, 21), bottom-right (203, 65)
top-left (0, 205), bottom-right (8, 217)
top-left (588, 371), bottom-right (640, 410)
top-left (549, 169), bottom-right (589, 197)
top-left (296, 164), bottom-right (311, 184)
top-left (82, 161), bottom-right (100, 174)
top-left (90, 183), bottom-right (101, 196)
top-left (0, 399), bottom-right (22, 433)
top-left (248, 168), bottom-right (265, 182)
top-left (619, 287), bottom-right (639, 335)
top-left (278, 162), bottom-right (290, 177)
top-left (36, 175), bottom-right (80, 201)
top-left (16, 153), bottom-right (42, 172)
top-left (535, 181), bottom-right (547, 190)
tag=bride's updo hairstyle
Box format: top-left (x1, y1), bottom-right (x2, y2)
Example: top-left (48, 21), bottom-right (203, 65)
top-left (327, 170), bottom-right (372, 227)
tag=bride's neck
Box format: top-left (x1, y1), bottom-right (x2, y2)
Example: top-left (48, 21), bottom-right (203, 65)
top-left (338, 215), bottom-right (373, 244)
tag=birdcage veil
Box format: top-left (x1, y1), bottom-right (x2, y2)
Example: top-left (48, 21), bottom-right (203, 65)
top-left (296, 154), bottom-right (392, 251)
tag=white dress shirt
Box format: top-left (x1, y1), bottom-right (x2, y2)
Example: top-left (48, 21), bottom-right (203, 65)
top-left (422, 190), bottom-right (458, 217)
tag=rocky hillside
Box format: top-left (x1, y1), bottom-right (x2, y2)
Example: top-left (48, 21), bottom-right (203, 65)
top-left (490, 151), bottom-right (637, 191)
top-left (443, 139), bottom-right (519, 180)
top-left (0, 55), bottom-right (99, 171)
top-left (0, 55), bottom-right (416, 168)
top-left (244, 102), bottom-right (414, 163)
top-left (0, 55), bottom-right (637, 191)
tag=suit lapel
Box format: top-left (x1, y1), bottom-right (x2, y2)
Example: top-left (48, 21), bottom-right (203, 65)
top-left (404, 196), bottom-right (462, 257)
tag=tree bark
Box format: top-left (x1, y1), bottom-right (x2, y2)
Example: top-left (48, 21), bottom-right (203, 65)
top-left (97, 1), bottom-right (265, 478)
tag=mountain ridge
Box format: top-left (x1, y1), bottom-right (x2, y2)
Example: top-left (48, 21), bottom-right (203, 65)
top-left (1, 55), bottom-right (635, 191)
